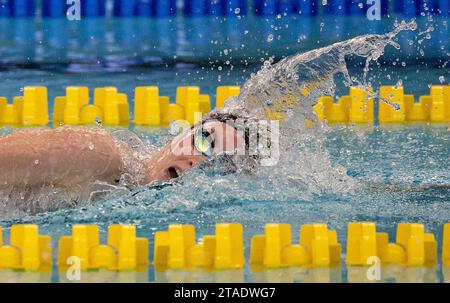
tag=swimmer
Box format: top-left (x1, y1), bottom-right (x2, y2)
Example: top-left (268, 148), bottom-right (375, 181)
top-left (0, 118), bottom-right (447, 214)
top-left (0, 119), bottom-right (245, 193)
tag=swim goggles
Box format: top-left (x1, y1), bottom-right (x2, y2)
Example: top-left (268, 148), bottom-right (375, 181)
top-left (193, 127), bottom-right (214, 158)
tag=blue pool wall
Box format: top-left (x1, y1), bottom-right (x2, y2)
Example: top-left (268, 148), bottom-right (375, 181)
top-left (0, 0), bottom-right (448, 18)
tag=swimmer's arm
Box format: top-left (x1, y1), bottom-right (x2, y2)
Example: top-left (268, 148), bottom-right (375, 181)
top-left (0, 128), bottom-right (124, 188)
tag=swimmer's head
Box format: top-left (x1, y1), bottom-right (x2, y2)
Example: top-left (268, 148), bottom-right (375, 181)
top-left (143, 118), bottom-right (250, 184)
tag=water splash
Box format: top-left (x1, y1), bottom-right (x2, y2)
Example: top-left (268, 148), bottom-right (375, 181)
top-left (191, 20), bottom-right (419, 210)
top-left (212, 20), bottom-right (417, 126)
top-left (112, 23), bottom-right (426, 218)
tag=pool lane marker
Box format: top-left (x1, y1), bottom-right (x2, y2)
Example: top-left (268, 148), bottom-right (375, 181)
top-left (154, 223), bottom-right (244, 271)
top-left (58, 224), bottom-right (148, 271)
top-left (444, 223), bottom-right (450, 267)
top-left (0, 85), bottom-right (448, 128)
top-left (2, 0), bottom-right (450, 18)
top-left (0, 225), bottom-right (51, 271)
top-left (346, 222), bottom-right (437, 266)
top-left (175, 86), bottom-right (211, 125)
top-left (250, 223), bottom-right (341, 268)
top-left (0, 222), bottom-right (449, 272)
top-left (1, 86), bottom-right (50, 127)
top-left (315, 85), bottom-right (450, 124)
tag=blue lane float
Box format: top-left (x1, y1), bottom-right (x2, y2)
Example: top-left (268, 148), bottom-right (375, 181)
top-left (81, 0), bottom-right (106, 17)
top-left (394, 0), bottom-right (405, 14)
top-left (135, 0), bottom-right (153, 17)
top-left (28, 0), bottom-right (107, 18)
top-left (324, 0), bottom-right (347, 15)
top-left (293, 0), bottom-right (317, 16)
top-left (10, 0), bottom-right (35, 17)
top-left (427, 0), bottom-right (449, 15)
top-left (224, 0), bottom-right (247, 16)
top-left (347, 0), bottom-right (366, 15)
top-left (154, 0), bottom-right (176, 17)
top-left (393, 0), bottom-right (437, 16)
top-left (113, 0), bottom-right (136, 17)
top-left (379, 0), bottom-right (390, 16)
top-left (349, 0), bottom-right (389, 17)
top-left (1, 0), bottom-right (448, 18)
top-left (42, 0), bottom-right (66, 18)
top-left (206, 0), bottom-right (224, 16)
top-left (0, 1), bottom-right (12, 17)
top-left (417, 0), bottom-right (434, 14)
top-left (184, 0), bottom-right (207, 17)
top-left (254, 0), bottom-right (277, 16)
top-left (437, 0), bottom-right (450, 16)
top-left (402, 0), bottom-right (419, 17)
top-left (277, 0), bottom-right (293, 14)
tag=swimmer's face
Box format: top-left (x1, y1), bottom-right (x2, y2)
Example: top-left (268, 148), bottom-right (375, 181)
top-left (144, 121), bottom-right (243, 184)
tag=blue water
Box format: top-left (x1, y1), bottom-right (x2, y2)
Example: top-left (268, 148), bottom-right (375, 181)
top-left (0, 122), bottom-right (448, 283)
top-left (0, 15), bottom-right (449, 282)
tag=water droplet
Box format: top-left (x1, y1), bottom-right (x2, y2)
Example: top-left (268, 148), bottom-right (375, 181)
top-left (266, 34), bottom-right (274, 42)
top-left (34, 160), bottom-right (40, 165)
top-left (234, 8), bottom-right (240, 14)
top-left (297, 34), bottom-right (307, 42)
top-left (88, 142), bottom-right (95, 150)
top-left (319, 22), bottom-right (325, 32)
top-left (168, 121), bottom-right (182, 136)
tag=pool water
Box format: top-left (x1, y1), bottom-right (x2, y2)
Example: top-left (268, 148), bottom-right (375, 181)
top-left (0, 119), bottom-right (448, 282)
top-left (0, 66), bottom-right (448, 282)
top-left (0, 16), bottom-right (448, 283)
